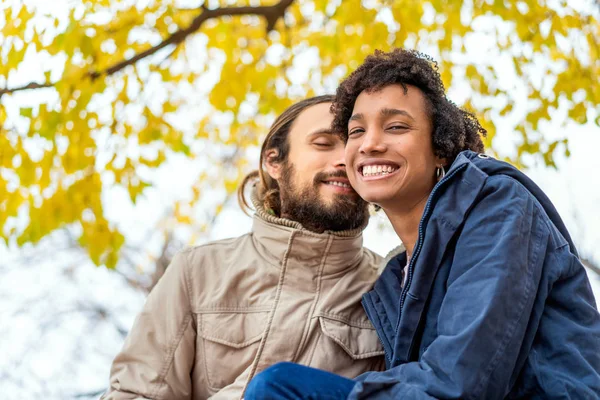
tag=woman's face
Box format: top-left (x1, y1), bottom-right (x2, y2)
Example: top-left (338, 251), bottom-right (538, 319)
top-left (345, 84), bottom-right (443, 211)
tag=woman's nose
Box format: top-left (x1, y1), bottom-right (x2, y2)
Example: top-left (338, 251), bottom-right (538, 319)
top-left (359, 129), bottom-right (387, 154)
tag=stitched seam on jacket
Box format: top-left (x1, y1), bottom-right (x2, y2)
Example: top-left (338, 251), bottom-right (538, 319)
top-left (201, 332), bottom-right (263, 348)
top-left (195, 307), bottom-right (272, 313)
top-left (306, 325), bottom-right (321, 365)
top-left (240, 231), bottom-right (297, 399)
top-left (472, 205), bottom-right (541, 399)
top-left (201, 313), bottom-right (251, 391)
top-left (319, 318), bottom-right (384, 359)
top-left (489, 175), bottom-right (565, 252)
top-left (151, 313), bottom-right (193, 400)
top-left (312, 312), bottom-right (376, 328)
top-left (182, 252), bottom-right (194, 308)
top-left (183, 252), bottom-right (199, 340)
top-left (151, 252), bottom-right (194, 400)
top-left (199, 315), bottom-right (212, 390)
top-left (292, 234), bottom-right (333, 362)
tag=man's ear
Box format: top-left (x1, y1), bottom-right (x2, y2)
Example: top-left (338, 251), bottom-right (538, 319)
top-left (264, 149), bottom-right (282, 180)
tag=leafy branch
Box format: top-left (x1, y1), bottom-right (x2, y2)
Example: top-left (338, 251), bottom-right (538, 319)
top-left (0, 0), bottom-right (294, 98)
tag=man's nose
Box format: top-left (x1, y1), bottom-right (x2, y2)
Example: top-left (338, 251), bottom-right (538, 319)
top-left (359, 128), bottom-right (387, 154)
top-left (333, 146), bottom-right (347, 169)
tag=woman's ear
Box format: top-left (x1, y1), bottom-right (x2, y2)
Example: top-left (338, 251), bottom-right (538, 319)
top-left (264, 149), bottom-right (282, 180)
top-left (435, 156), bottom-right (448, 169)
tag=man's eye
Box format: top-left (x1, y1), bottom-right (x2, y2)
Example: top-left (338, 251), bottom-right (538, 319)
top-left (348, 128), bottom-right (364, 136)
top-left (388, 125), bottom-right (408, 131)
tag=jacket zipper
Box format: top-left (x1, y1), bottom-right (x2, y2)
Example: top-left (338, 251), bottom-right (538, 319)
top-left (396, 163), bottom-right (468, 334)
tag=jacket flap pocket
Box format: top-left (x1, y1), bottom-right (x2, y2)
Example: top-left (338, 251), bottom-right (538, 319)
top-left (200, 312), bottom-right (267, 349)
top-left (318, 316), bottom-right (384, 360)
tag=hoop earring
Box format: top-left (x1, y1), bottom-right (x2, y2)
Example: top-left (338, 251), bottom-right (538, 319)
top-left (436, 165), bottom-right (446, 181)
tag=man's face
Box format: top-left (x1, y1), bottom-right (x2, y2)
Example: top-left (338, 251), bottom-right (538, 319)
top-left (270, 102), bottom-right (368, 233)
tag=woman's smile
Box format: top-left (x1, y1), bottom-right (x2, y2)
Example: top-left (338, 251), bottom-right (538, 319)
top-left (358, 160), bottom-right (400, 181)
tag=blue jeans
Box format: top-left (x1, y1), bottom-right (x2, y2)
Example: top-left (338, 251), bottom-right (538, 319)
top-left (244, 362), bottom-right (356, 400)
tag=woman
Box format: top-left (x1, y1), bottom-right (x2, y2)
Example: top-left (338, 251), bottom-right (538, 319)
top-left (245, 49), bottom-right (600, 399)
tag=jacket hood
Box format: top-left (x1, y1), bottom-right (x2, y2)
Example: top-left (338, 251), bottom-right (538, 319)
top-left (452, 151), bottom-right (578, 257)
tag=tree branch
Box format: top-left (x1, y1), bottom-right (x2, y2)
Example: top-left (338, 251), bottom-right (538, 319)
top-left (582, 257), bottom-right (600, 276)
top-left (0, 81), bottom-right (54, 97)
top-left (0, 0), bottom-right (295, 97)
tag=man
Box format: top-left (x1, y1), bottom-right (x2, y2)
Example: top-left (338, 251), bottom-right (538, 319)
top-left (102, 95), bottom-right (385, 400)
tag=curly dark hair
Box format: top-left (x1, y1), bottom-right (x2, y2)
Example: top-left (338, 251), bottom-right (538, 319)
top-left (331, 49), bottom-right (486, 164)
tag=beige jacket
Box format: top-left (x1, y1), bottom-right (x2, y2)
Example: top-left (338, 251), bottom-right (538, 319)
top-left (103, 203), bottom-right (385, 400)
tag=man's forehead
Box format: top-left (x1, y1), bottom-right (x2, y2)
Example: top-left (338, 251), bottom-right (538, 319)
top-left (290, 102), bottom-right (336, 138)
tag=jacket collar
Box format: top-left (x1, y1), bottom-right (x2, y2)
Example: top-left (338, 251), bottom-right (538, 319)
top-left (379, 244), bottom-right (406, 274)
top-left (250, 190), bottom-right (369, 277)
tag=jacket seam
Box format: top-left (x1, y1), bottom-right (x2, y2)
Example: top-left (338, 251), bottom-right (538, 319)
top-left (151, 313), bottom-right (193, 400)
top-left (181, 251), bottom-right (194, 309)
top-left (241, 231), bottom-right (297, 397)
top-left (319, 318), bottom-right (385, 359)
top-left (472, 205), bottom-right (542, 398)
top-left (151, 252), bottom-right (194, 400)
top-left (201, 332), bottom-right (263, 348)
top-left (487, 175), bottom-right (562, 248)
top-left (200, 312), bottom-right (255, 391)
top-left (313, 312), bottom-right (377, 328)
top-left (182, 236), bottom-right (248, 251)
top-left (194, 307), bottom-right (272, 313)
top-left (306, 324), bottom-right (321, 366)
top-left (199, 315), bottom-right (218, 391)
top-left (292, 234), bottom-right (333, 361)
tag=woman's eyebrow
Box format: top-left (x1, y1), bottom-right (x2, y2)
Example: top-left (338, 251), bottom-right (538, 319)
top-left (349, 109), bottom-right (415, 122)
top-left (349, 113), bottom-right (363, 122)
top-left (380, 108), bottom-right (415, 121)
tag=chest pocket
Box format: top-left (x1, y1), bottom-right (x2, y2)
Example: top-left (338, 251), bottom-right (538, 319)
top-left (198, 311), bottom-right (268, 390)
top-left (312, 315), bottom-right (386, 377)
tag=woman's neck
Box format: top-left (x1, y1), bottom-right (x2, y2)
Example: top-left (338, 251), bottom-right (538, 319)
top-left (383, 194), bottom-right (429, 258)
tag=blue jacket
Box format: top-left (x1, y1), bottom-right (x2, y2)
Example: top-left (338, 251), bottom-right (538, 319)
top-left (350, 151), bottom-right (600, 399)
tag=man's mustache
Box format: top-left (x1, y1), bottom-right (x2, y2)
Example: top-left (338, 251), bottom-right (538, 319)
top-left (313, 170), bottom-right (350, 184)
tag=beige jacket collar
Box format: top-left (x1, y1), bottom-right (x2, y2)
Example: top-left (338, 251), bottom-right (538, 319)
top-left (251, 193), bottom-right (369, 277)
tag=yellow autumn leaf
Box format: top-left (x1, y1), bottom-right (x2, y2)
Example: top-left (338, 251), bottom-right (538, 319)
top-left (0, 0), bottom-right (597, 268)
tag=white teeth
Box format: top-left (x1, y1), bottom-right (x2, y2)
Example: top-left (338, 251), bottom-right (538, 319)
top-left (361, 164), bottom-right (397, 177)
top-left (326, 181), bottom-right (350, 188)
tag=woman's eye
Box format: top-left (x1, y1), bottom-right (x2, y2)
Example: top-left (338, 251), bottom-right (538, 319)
top-left (314, 142), bottom-right (331, 147)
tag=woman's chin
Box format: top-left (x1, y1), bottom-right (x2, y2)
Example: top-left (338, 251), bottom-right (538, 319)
top-left (357, 193), bottom-right (391, 207)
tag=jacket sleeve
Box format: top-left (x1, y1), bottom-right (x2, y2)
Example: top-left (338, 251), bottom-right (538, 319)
top-left (349, 177), bottom-right (549, 400)
top-left (102, 251), bottom-right (196, 400)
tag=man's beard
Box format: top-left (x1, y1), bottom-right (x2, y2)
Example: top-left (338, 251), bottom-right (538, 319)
top-left (278, 163), bottom-right (368, 233)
